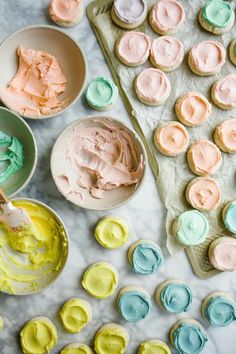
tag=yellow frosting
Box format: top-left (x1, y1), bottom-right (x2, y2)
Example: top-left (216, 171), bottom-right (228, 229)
top-left (94, 324), bottom-right (128, 354)
top-left (61, 343), bottom-right (94, 354)
top-left (94, 216), bottom-right (129, 249)
top-left (82, 262), bottom-right (118, 299)
top-left (138, 340), bottom-right (171, 354)
top-left (60, 298), bottom-right (91, 333)
top-left (0, 315), bottom-right (4, 332)
top-left (0, 200), bottom-right (68, 294)
top-left (20, 317), bottom-right (57, 354)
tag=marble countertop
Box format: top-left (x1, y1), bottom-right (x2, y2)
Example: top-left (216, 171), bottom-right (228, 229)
top-left (0, 1), bottom-right (235, 353)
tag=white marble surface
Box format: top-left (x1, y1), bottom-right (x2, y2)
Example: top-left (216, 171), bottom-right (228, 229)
top-left (0, 1), bottom-right (235, 353)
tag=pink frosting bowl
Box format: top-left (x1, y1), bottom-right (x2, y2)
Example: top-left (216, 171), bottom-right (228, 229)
top-left (50, 116), bottom-right (147, 210)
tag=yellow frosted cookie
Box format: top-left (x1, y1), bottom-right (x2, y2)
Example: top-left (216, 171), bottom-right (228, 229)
top-left (94, 323), bottom-right (129, 354)
top-left (61, 343), bottom-right (94, 354)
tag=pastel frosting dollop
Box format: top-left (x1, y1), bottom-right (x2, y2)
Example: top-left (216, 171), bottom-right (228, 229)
top-left (61, 344), bottom-right (93, 354)
top-left (59, 298), bottom-right (91, 333)
top-left (118, 290), bottom-right (152, 322)
top-left (202, 0), bottom-right (234, 28)
top-left (151, 36), bottom-right (184, 68)
top-left (86, 77), bottom-right (118, 110)
top-left (213, 74), bottom-right (236, 108)
top-left (49, 0), bottom-right (81, 22)
top-left (223, 202), bottom-right (236, 233)
top-left (131, 243), bottom-right (164, 274)
top-left (173, 323), bottom-right (208, 354)
top-left (161, 282), bottom-right (192, 313)
top-left (114, 0), bottom-right (146, 24)
top-left (210, 237), bottom-right (236, 271)
top-left (95, 216), bottom-right (129, 249)
top-left (150, 0), bottom-right (185, 32)
top-left (190, 41), bottom-right (225, 73)
top-left (94, 324), bottom-right (128, 354)
top-left (204, 295), bottom-right (236, 326)
top-left (138, 340), bottom-right (171, 354)
top-left (215, 119), bottom-right (236, 152)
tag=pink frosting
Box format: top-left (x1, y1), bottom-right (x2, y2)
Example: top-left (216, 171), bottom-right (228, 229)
top-left (116, 32), bottom-right (151, 65)
top-left (215, 119), bottom-right (236, 152)
top-left (210, 237), bottom-right (236, 271)
top-left (150, 0), bottom-right (185, 32)
top-left (189, 41), bottom-right (226, 74)
top-left (151, 36), bottom-right (184, 68)
top-left (49, 0), bottom-right (81, 22)
top-left (213, 74), bottom-right (236, 108)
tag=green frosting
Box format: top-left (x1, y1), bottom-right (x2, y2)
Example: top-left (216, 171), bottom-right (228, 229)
top-left (173, 323), bottom-right (208, 354)
top-left (204, 295), bottom-right (236, 327)
top-left (86, 77), bottom-right (118, 110)
top-left (0, 131), bottom-right (24, 184)
top-left (223, 202), bottom-right (236, 233)
top-left (202, 0), bottom-right (234, 28)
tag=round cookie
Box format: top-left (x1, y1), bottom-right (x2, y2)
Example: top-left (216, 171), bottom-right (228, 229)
top-left (173, 210), bottom-right (209, 246)
top-left (229, 39), bottom-right (236, 66)
top-left (94, 323), bottom-right (129, 354)
top-left (49, 0), bottom-right (84, 27)
top-left (187, 140), bottom-right (222, 176)
top-left (175, 92), bottom-right (212, 127)
top-left (128, 239), bottom-right (164, 274)
top-left (20, 316), bottom-right (57, 354)
top-left (211, 74), bottom-right (236, 110)
top-left (0, 315), bottom-right (4, 332)
top-left (82, 262), bottom-right (118, 299)
top-left (156, 279), bottom-right (192, 313)
top-left (186, 177), bottom-right (221, 211)
top-left (214, 119), bottom-right (236, 153)
top-left (111, 0), bottom-right (147, 29)
top-left (86, 77), bottom-right (118, 111)
top-left (94, 216), bottom-right (129, 249)
top-left (149, 0), bottom-right (185, 35)
top-left (117, 286), bottom-right (152, 322)
top-left (115, 31), bottom-right (151, 67)
top-left (154, 122), bottom-right (189, 157)
top-left (222, 201), bottom-right (236, 233)
top-left (202, 291), bottom-right (236, 326)
top-left (199, 0), bottom-right (235, 34)
top-left (208, 236), bottom-right (236, 271)
top-left (150, 36), bottom-right (184, 72)
top-left (135, 68), bottom-right (171, 106)
top-left (138, 339), bottom-right (171, 354)
top-left (188, 41), bottom-right (225, 76)
top-left (170, 319), bottom-right (208, 354)
top-left (61, 343), bottom-right (94, 354)
top-left (59, 298), bottom-right (92, 333)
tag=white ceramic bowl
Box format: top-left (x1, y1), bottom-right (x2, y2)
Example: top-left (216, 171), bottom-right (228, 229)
top-left (0, 25), bottom-right (87, 119)
top-left (51, 116), bottom-right (147, 210)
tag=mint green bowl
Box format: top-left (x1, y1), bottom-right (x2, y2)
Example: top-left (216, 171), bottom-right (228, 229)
top-left (0, 107), bottom-right (37, 197)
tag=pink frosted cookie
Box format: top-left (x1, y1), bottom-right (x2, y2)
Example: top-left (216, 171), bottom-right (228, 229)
top-left (209, 237), bottom-right (236, 271)
top-left (211, 74), bottom-right (236, 109)
top-left (214, 119), bottom-right (236, 153)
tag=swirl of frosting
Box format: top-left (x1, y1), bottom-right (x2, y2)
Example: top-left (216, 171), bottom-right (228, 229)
top-left (174, 210), bottom-right (209, 245)
top-left (116, 32), bottom-right (151, 66)
top-left (86, 77), bottom-right (118, 110)
top-left (94, 323), bottom-right (129, 354)
top-left (160, 281), bottom-right (192, 313)
top-left (212, 74), bottom-right (236, 109)
top-left (49, 0), bottom-right (81, 22)
top-left (131, 242), bottom-right (164, 274)
top-left (215, 119), bottom-right (236, 153)
top-left (209, 237), bottom-right (236, 271)
top-left (175, 92), bottom-right (212, 127)
top-left (223, 201), bottom-right (236, 233)
top-left (189, 41), bottom-right (226, 75)
top-left (186, 177), bottom-right (221, 211)
top-left (113, 0), bottom-right (146, 24)
top-left (151, 36), bottom-right (184, 70)
top-left (187, 140), bottom-right (222, 176)
top-left (150, 0), bottom-right (185, 33)
top-left (138, 340), bottom-right (171, 354)
top-left (202, 0), bottom-right (234, 28)
top-left (154, 122), bottom-right (189, 156)
top-left (204, 294), bottom-right (236, 326)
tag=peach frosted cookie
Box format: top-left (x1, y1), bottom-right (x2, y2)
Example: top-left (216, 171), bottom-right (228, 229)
top-left (211, 74), bottom-right (236, 109)
top-left (154, 122), bottom-right (189, 157)
top-left (49, 0), bottom-right (84, 27)
top-left (214, 119), bottom-right (236, 153)
top-left (208, 237), bottom-right (236, 271)
top-left (175, 92), bottom-right (212, 127)
top-left (186, 177), bottom-right (221, 211)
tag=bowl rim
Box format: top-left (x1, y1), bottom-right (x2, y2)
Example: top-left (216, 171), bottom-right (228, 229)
top-left (0, 106), bottom-right (38, 197)
top-left (1, 197), bottom-right (70, 296)
top-left (0, 24), bottom-right (88, 120)
top-left (50, 115), bottom-right (147, 211)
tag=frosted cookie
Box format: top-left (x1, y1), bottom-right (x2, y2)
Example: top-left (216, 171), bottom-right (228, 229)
top-left (187, 140), bottom-right (222, 176)
top-left (188, 41), bottom-right (226, 76)
top-left (199, 0), bottom-right (235, 34)
top-left (222, 201), bottom-right (236, 233)
top-left (49, 0), bottom-right (84, 27)
top-left (20, 316), bottom-right (57, 354)
top-left (175, 92), bottom-right (212, 127)
top-left (0, 315), bottom-right (4, 332)
top-left (138, 340), bottom-right (171, 354)
top-left (150, 36), bottom-right (184, 72)
top-left (156, 279), bottom-right (192, 313)
top-left (115, 32), bottom-right (151, 67)
top-left (117, 286), bottom-right (152, 322)
top-left (211, 74), bottom-right (236, 109)
top-left (149, 0), bottom-right (185, 35)
top-left (202, 292), bottom-right (236, 326)
top-left (82, 262), bottom-right (118, 299)
top-left (135, 68), bottom-right (171, 106)
top-left (170, 319), bottom-right (208, 354)
top-left (208, 236), bottom-right (236, 271)
top-left (59, 298), bottom-right (92, 333)
top-left (186, 177), bottom-right (221, 211)
top-left (229, 39), bottom-right (236, 66)
top-left (61, 343), bottom-right (94, 354)
top-left (94, 323), bottom-right (129, 354)
top-left (128, 239), bottom-right (164, 274)
top-left (173, 210), bottom-right (209, 246)
top-left (111, 0), bottom-right (147, 29)
top-left (86, 77), bottom-right (118, 111)
top-left (94, 216), bottom-right (129, 249)
top-left (214, 119), bottom-right (236, 153)
top-left (154, 122), bottom-right (189, 157)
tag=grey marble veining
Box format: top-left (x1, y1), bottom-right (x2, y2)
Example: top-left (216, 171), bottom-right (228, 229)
top-left (0, 1), bottom-right (235, 353)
